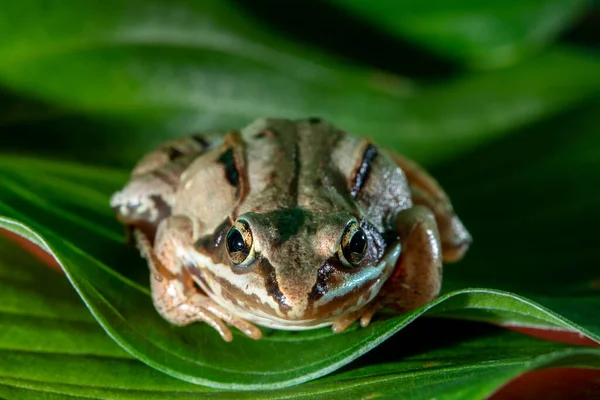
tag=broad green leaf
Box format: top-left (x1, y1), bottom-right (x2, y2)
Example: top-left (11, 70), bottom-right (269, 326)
top-left (2, 332), bottom-right (599, 399)
top-left (1, 240), bottom-right (599, 399)
top-left (0, 1), bottom-right (599, 393)
top-left (327, 0), bottom-right (590, 68)
top-left (0, 128), bottom-right (599, 390)
top-left (1, 97), bottom-right (600, 390)
top-left (1, 1), bottom-right (600, 166)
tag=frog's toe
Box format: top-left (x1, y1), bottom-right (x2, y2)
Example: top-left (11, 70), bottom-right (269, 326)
top-left (331, 313), bottom-right (357, 333)
top-left (201, 312), bottom-right (234, 342)
top-left (216, 313), bottom-right (262, 340)
top-left (332, 302), bottom-right (383, 333)
top-left (232, 319), bottom-right (262, 340)
top-left (175, 303), bottom-right (234, 342)
top-left (201, 300), bottom-right (263, 340)
top-left (359, 302), bottom-right (384, 328)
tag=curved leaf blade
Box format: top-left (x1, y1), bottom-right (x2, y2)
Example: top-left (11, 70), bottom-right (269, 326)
top-left (0, 241), bottom-right (599, 399)
top-left (328, 0), bottom-right (590, 68)
top-left (0, 204), bottom-right (597, 389)
top-left (1, 99), bottom-right (600, 389)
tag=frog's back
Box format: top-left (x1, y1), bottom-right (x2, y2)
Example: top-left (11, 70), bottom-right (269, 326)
top-left (112, 117), bottom-right (412, 241)
top-left (239, 118), bottom-right (412, 233)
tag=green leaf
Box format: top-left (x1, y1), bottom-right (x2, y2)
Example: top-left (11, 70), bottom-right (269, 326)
top-left (1, 1), bottom-right (600, 166)
top-left (0, 109), bottom-right (599, 389)
top-left (328, 0), bottom-right (590, 68)
top-left (0, 0), bottom-right (599, 395)
top-left (1, 239), bottom-right (599, 399)
top-left (1, 56), bottom-right (600, 393)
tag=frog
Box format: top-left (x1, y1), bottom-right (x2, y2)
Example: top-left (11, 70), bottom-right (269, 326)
top-left (110, 118), bottom-right (471, 342)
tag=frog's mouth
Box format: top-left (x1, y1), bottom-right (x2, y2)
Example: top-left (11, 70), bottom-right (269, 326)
top-left (193, 243), bottom-right (401, 331)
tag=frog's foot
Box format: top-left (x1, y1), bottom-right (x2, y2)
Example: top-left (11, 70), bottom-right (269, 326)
top-left (155, 290), bottom-right (263, 342)
top-left (136, 226), bottom-right (263, 342)
top-left (331, 301), bottom-right (385, 333)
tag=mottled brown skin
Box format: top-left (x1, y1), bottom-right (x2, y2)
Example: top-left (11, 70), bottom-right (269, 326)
top-left (110, 118), bottom-right (471, 341)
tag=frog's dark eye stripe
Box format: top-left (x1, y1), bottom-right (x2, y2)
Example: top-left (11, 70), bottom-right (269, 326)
top-left (350, 143), bottom-right (378, 198)
top-left (308, 260), bottom-right (336, 301)
top-left (218, 148), bottom-right (240, 188)
top-left (194, 218), bottom-right (234, 264)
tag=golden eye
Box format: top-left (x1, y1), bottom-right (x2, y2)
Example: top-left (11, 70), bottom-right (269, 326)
top-left (339, 221), bottom-right (368, 268)
top-left (226, 220), bottom-right (254, 265)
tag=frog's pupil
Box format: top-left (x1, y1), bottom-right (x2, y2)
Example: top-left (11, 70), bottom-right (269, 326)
top-left (350, 230), bottom-right (367, 254)
top-left (342, 228), bottom-right (367, 266)
top-left (227, 229), bottom-right (246, 253)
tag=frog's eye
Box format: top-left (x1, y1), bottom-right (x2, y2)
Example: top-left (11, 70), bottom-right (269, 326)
top-left (226, 220), bottom-right (254, 265)
top-left (338, 221), bottom-right (368, 268)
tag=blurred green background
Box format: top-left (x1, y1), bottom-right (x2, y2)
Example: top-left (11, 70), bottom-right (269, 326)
top-left (0, 1), bottom-right (600, 398)
top-left (1, 1), bottom-right (599, 166)
top-left (1, 0), bottom-right (599, 300)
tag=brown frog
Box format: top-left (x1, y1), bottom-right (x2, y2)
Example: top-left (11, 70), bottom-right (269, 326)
top-left (110, 118), bottom-right (471, 341)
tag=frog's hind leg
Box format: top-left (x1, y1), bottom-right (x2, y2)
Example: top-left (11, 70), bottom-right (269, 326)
top-left (134, 222), bottom-right (262, 342)
top-left (110, 132), bottom-right (224, 242)
top-left (390, 152), bottom-right (471, 262)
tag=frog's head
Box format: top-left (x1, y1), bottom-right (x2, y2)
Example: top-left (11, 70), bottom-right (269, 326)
top-left (193, 209), bottom-right (401, 330)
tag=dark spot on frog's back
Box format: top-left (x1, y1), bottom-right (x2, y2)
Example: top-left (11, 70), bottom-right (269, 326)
top-left (217, 148), bottom-right (239, 188)
top-left (350, 143), bottom-right (378, 198)
top-left (191, 134), bottom-right (211, 149)
top-left (308, 117), bottom-right (322, 124)
top-left (166, 147), bottom-right (184, 161)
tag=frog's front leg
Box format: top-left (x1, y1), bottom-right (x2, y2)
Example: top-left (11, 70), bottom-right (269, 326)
top-left (135, 217), bottom-right (262, 342)
top-left (382, 206), bottom-right (442, 311)
top-left (332, 206), bottom-right (442, 332)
